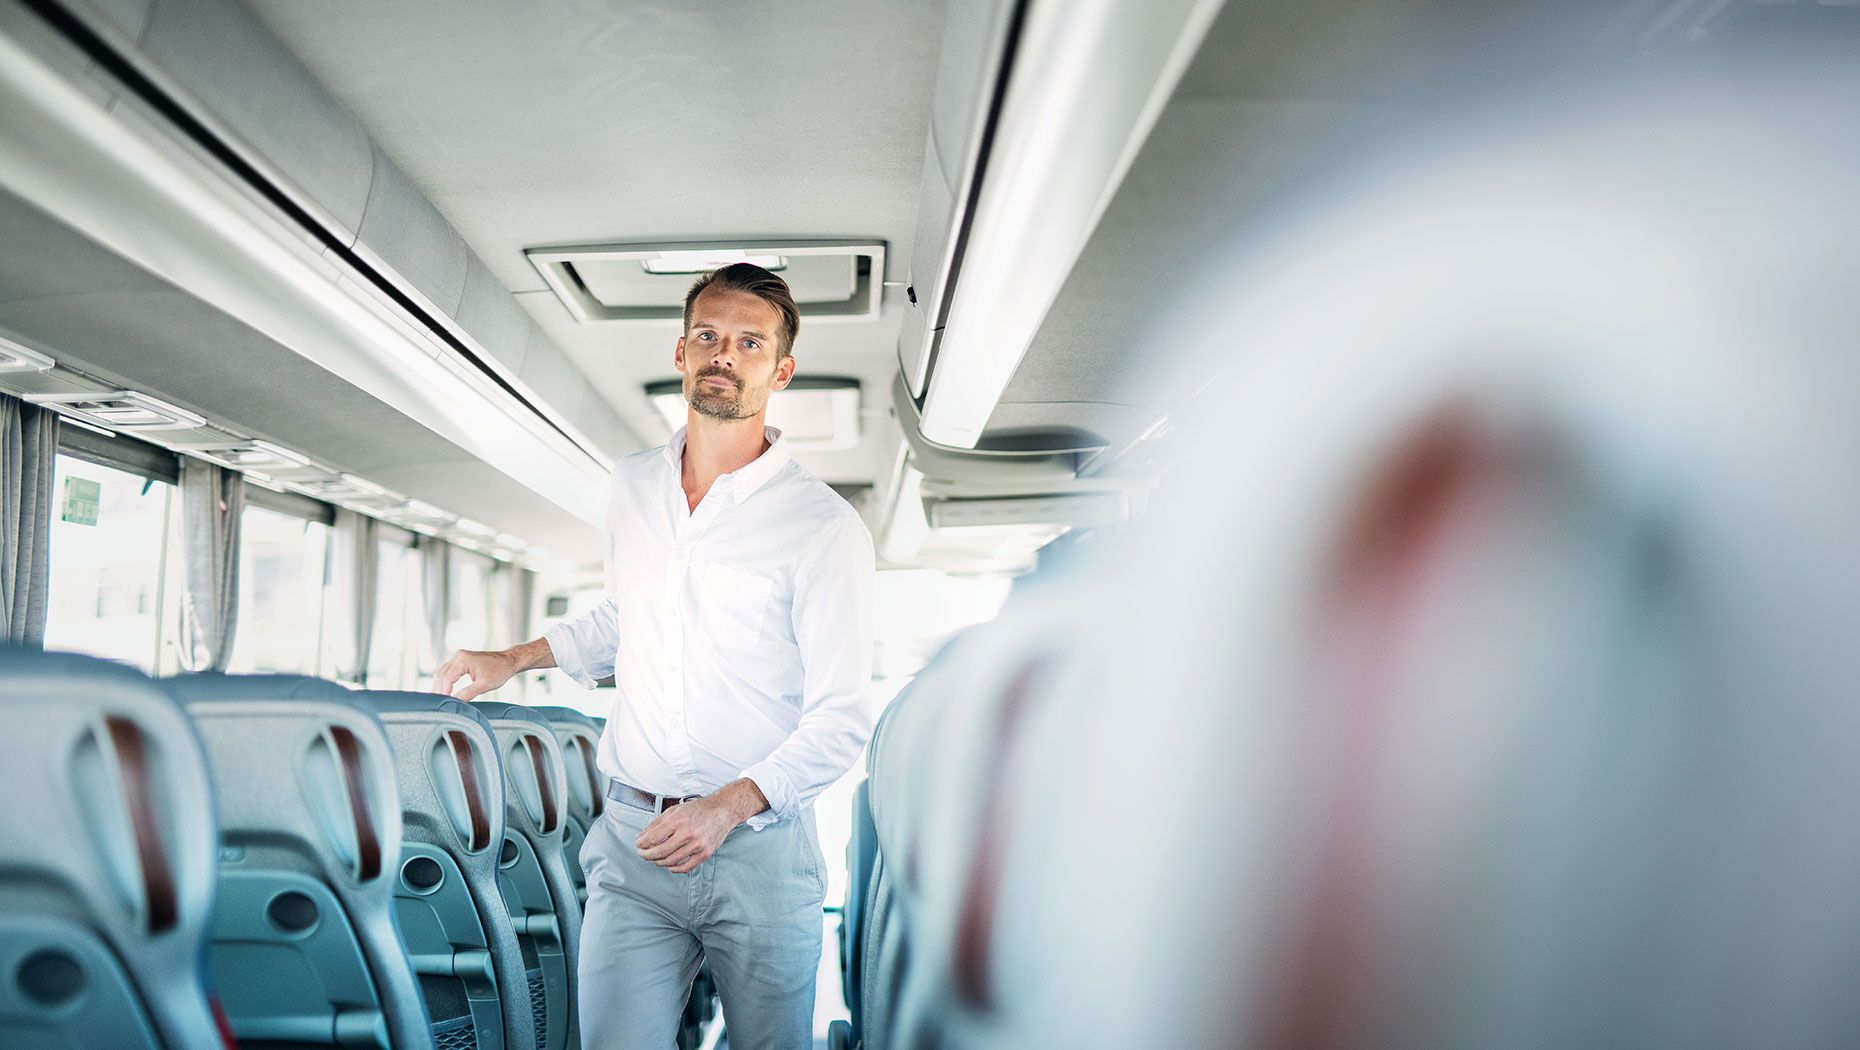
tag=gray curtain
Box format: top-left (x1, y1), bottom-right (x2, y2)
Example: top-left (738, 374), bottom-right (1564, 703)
top-left (1, 393), bottom-right (59, 645)
top-left (175, 458), bottom-right (244, 671)
top-left (327, 508), bottom-right (377, 683)
top-left (490, 562), bottom-right (534, 646)
top-left (418, 536), bottom-right (450, 677)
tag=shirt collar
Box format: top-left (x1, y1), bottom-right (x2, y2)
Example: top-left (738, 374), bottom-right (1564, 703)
top-left (664, 425), bottom-right (791, 503)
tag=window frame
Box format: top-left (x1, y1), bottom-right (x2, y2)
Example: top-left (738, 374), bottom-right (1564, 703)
top-left (57, 425), bottom-right (180, 485)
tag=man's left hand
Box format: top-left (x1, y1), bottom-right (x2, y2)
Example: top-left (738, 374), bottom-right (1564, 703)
top-left (636, 778), bottom-right (769, 873)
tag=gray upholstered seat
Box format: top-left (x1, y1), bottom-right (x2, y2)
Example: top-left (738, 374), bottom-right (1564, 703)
top-left (0, 649), bottom-right (223, 1049)
top-left (167, 673), bottom-right (430, 1049)
top-left (366, 690), bottom-right (535, 1050)
top-left (472, 703), bottom-right (581, 1050)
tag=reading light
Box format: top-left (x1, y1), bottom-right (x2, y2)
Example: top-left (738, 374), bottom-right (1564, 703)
top-left (642, 253), bottom-right (787, 275)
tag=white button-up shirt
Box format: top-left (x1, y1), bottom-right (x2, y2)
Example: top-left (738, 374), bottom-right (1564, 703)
top-left (544, 425), bottom-right (875, 829)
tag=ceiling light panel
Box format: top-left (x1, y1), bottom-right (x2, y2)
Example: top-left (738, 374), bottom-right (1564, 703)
top-left (580, 255), bottom-right (851, 309)
top-left (641, 253), bottom-right (787, 275)
top-left (527, 241), bottom-right (885, 324)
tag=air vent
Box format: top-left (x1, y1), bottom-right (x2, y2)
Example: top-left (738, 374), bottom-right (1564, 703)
top-left (25, 390), bottom-right (206, 431)
top-left (0, 334), bottom-right (54, 373)
top-left (527, 241), bottom-right (886, 324)
top-left (176, 440), bottom-right (311, 472)
top-left (646, 376), bottom-right (863, 451)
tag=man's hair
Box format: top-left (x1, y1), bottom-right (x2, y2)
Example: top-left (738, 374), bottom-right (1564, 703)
top-left (682, 262), bottom-right (800, 359)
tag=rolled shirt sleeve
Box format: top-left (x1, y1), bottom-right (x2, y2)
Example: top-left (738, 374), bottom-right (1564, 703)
top-left (738, 515), bottom-right (876, 829)
top-left (543, 598), bottom-right (619, 689)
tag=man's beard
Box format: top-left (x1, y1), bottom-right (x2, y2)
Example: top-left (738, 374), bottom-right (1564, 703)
top-left (688, 370), bottom-right (747, 420)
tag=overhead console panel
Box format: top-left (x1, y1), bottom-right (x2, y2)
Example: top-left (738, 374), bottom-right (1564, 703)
top-left (897, 0), bottom-right (1226, 450)
top-left (31, 0), bottom-right (634, 465)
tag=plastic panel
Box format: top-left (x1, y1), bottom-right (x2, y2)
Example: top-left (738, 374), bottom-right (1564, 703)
top-left (475, 702), bottom-right (582, 1050)
top-left (457, 256), bottom-right (532, 375)
top-left (169, 672), bottom-right (431, 1050)
top-left (534, 707), bottom-right (604, 907)
top-left (0, 915), bottom-right (160, 1048)
top-left (393, 844), bottom-right (502, 1050)
top-left (498, 833), bottom-right (567, 1050)
top-left (138, 0), bottom-right (374, 237)
top-left (356, 146), bottom-right (470, 316)
top-left (517, 322), bottom-right (589, 424)
top-left (367, 689), bottom-right (532, 1050)
top-left (207, 870), bottom-right (387, 1046)
top-left (0, 650), bottom-right (221, 1049)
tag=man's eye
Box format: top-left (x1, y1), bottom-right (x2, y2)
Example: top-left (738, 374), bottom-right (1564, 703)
top-left (698, 331), bottom-right (714, 341)
top-left (742, 340), bottom-right (758, 351)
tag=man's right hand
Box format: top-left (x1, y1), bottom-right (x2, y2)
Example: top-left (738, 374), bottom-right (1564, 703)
top-left (433, 649), bottom-right (519, 700)
top-left (433, 637), bottom-right (558, 700)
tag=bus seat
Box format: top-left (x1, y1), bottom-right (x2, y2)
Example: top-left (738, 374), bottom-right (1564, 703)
top-left (839, 779), bottom-right (879, 1041)
top-left (0, 649), bottom-right (224, 1049)
top-left (888, 63), bottom-right (1860, 1049)
top-left (858, 857), bottom-right (911, 1050)
top-left (366, 690), bottom-right (535, 1050)
top-left (167, 673), bottom-right (430, 1049)
top-left (861, 583), bottom-right (1081, 1050)
top-left (472, 702), bottom-right (581, 1050)
top-left (529, 706), bottom-right (604, 908)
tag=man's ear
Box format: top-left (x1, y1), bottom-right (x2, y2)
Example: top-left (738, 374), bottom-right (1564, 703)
top-left (673, 336), bottom-right (686, 373)
top-left (772, 353), bottom-right (797, 392)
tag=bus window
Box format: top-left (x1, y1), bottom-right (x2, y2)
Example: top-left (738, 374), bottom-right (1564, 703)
top-left (42, 455), bottom-right (176, 671)
top-left (446, 549), bottom-right (492, 660)
top-left (227, 505), bottom-right (329, 675)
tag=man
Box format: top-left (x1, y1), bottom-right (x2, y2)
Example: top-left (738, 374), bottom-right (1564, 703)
top-left (435, 263), bottom-right (875, 1049)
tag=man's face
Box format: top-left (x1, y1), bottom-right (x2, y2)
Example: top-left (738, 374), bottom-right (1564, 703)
top-left (675, 285), bottom-right (796, 421)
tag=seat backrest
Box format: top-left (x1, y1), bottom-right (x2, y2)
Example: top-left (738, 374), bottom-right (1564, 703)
top-left (366, 690), bottom-right (533, 1050)
top-left (168, 673), bottom-right (429, 1049)
top-left (842, 778), bottom-right (880, 1041)
top-left (0, 649), bottom-right (223, 1049)
top-left (530, 706), bottom-right (604, 907)
top-left (473, 702), bottom-right (581, 1050)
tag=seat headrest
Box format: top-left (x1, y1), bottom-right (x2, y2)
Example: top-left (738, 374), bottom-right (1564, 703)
top-left (470, 701), bottom-right (553, 729)
top-left (530, 705), bottom-right (600, 731)
top-left (0, 646), bottom-right (161, 689)
top-left (363, 690), bottom-right (496, 734)
top-left (166, 672), bottom-right (369, 713)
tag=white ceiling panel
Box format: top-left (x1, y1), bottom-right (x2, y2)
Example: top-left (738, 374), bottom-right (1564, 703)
top-left (240, 0), bottom-right (950, 485)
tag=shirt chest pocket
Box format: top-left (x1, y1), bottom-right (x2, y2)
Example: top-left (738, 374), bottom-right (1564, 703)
top-left (696, 561), bottom-right (775, 651)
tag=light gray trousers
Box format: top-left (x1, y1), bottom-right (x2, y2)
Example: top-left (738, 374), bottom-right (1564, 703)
top-left (577, 797), bottom-right (826, 1050)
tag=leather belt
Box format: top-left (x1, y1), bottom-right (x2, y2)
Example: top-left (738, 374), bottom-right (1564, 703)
top-left (606, 779), bottom-right (702, 814)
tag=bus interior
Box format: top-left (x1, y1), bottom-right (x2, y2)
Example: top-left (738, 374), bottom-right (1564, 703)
top-left (4, 0), bottom-right (1860, 1047)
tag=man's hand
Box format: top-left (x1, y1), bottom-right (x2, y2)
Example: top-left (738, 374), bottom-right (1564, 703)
top-left (434, 638), bottom-right (554, 700)
top-left (636, 779), bottom-right (769, 873)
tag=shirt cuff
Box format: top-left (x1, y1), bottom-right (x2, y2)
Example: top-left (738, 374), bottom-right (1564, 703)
top-left (738, 761), bottom-right (793, 831)
top-left (542, 623), bottom-right (600, 689)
